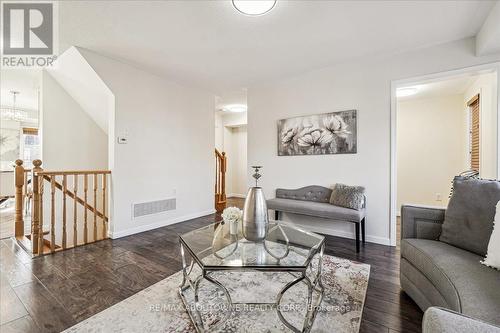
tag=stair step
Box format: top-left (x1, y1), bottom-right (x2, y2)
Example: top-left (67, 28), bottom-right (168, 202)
top-left (16, 234), bottom-right (62, 255)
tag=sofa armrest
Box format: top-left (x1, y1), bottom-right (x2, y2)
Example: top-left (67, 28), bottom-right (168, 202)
top-left (423, 307), bottom-right (500, 333)
top-left (401, 204), bottom-right (446, 240)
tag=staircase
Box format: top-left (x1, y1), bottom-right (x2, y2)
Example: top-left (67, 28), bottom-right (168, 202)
top-left (215, 149), bottom-right (227, 213)
top-left (13, 159), bottom-right (110, 256)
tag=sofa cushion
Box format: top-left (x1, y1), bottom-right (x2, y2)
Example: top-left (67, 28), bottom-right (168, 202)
top-left (482, 201), bottom-right (500, 270)
top-left (439, 177), bottom-right (499, 256)
top-left (267, 198), bottom-right (365, 222)
top-left (402, 238), bottom-right (500, 326)
top-left (329, 183), bottom-right (365, 210)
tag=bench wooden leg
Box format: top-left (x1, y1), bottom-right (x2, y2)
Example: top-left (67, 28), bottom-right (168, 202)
top-left (361, 218), bottom-right (366, 244)
top-left (355, 223), bottom-right (360, 253)
top-left (275, 210), bottom-right (280, 220)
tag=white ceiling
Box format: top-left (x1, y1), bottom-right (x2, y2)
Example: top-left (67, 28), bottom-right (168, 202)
top-left (59, 0), bottom-right (496, 95)
top-left (215, 89), bottom-right (247, 112)
top-left (397, 75), bottom-right (479, 101)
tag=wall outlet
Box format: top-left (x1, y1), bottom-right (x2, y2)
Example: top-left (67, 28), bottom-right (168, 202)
top-left (436, 193), bottom-right (442, 201)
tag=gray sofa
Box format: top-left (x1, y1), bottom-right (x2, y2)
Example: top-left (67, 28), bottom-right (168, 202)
top-left (422, 307), bottom-right (500, 333)
top-left (400, 204), bottom-right (500, 328)
top-left (266, 185), bottom-right (366, 252)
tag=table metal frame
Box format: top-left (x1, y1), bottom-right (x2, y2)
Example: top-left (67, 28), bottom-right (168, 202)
top-left (178, 222), bottom-right (325, 333)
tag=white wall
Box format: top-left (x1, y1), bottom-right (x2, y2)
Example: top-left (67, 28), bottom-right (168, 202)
top-left (463, 72), bottom-right (498, 179)
top-left (397, 95), bottom-right (468, 211)
top-left (79, 48), bottom-right (215, 238)
top-left (248, 38), bottom-right (500, 246)
top-left (215, 112), bottom-right (224, 151)
top-left (225, 125), bottom-right (248, 197)
top-left (47, 46), bottom-right (112, 134)
top-left (0, 121), bottom-right (20, 196)
top-left (222, 112), bottom-right (247, 128)
top-left (41, 71), bottom-right (108, 170)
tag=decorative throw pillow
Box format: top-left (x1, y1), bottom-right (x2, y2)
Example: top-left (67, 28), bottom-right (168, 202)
top-left (481, 201), bottom-right (500, 270)
top-left (329, 183), bottom-right (365, 210)
top-left (439, 177), bottom-right (500, 256)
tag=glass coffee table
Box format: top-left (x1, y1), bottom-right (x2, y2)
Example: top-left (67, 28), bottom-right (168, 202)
top-left (178, 220), bottom-right (325, 333)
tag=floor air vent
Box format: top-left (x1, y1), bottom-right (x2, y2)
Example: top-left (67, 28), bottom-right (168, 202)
top-left (133, 198), bottom-right (176, 218)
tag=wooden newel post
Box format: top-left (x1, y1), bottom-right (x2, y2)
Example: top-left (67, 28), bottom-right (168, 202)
top-left (221, 152), bottom-right (227, 203)
top-left (31, 159), bottom-right (43, 254)
top-left (14, 160), bottom-right (25, 237)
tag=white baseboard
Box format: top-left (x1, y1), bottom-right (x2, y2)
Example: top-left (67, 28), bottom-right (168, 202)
top-left (109, 208), bottom-right (391, 246)
top-left (109, 209), bottom-right (216, 239)
top-left (227, 193), bottom-right (246, 199)
top-left (279, 221), bottom-right (392, 246)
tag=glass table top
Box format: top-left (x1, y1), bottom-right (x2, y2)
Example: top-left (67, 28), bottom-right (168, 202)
top-left (179, 220), bottom-right (325, 270)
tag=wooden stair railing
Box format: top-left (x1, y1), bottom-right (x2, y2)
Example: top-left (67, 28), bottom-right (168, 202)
top-left (14, 159), bottom-right (111, 256)
top-left (14, 160), bottom-right (32, 237)
top-left (215, 149), bottom-right (227, 213)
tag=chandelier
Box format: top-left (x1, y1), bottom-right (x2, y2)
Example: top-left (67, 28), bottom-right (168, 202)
top-left (1, 91), bottom-right (29, 122)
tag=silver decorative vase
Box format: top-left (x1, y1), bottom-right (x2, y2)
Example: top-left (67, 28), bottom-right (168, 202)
top-left (243, 166), bottom-right (269, 242)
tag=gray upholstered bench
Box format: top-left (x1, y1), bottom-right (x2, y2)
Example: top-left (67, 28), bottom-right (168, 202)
top-left (266, 185), bottom-right (366, 252)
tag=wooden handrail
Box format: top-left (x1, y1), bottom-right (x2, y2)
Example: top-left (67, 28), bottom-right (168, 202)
top-left (214, 149), bottom-right (227, 213)
top-left (36, 170), bottom-right (111, 176)
top-left (14, 159), bottom-right (110, 256)
top-left (41, 175), bottom-right (108, 222)
top-left (215, 149), bottom-right (224, 159)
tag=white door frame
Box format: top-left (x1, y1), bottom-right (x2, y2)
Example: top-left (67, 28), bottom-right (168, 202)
top-left (390, 62), bottom-right (500, 247)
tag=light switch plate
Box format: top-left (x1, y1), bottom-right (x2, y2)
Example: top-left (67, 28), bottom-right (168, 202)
top-left (117, 136), bottom-right (128, 144)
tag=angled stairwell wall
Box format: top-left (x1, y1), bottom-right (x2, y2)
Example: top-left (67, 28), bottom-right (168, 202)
top-left (40, 47), bottom-right (113, 247)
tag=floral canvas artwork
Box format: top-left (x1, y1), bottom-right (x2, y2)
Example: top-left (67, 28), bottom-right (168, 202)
top-left (278, 110), bottom-right (357, 156)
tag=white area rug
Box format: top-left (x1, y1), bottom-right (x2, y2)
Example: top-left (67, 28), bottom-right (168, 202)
top-left (64, 255), bottom-right (370, 333)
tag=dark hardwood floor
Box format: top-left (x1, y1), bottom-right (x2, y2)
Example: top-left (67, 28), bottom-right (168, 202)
top-left (0, 197), bottom-right (422, 332)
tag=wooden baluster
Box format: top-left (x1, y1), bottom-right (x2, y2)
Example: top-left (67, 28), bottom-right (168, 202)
top-left (73, 174), bottom-right (78, 247)
top-left (31, 160), bottom-right (42, 254)
top-left (24, 170), bottom-right (29, 216)
top-left (84, 174), bottom-right (88, 244)
top-left (214, 153), bottom-right (217, 205)
top-left (93, 174), bottom-right (97, 242)
top-left (221, 152), bottom-right (226, 205)
top-left (38, 171), bottom-right (44, 255)
top-left (215, 156), bottom-right (219, 206)
top-left (102, 174), bottom-right (107, 239)
top-left (50, 176), bottom-right (56, 253)
top-left (217, 158), bottom-right (221, 195)
top-left (24, 170), bottom-right (28, 197)
top-left (62, 175), bottom-right (67, 249)
top-left (14, 160), bottom-right (25, 238)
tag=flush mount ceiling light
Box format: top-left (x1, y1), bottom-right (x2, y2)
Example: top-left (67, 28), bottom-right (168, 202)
top-left (396, 87), bottom-right (419, 97)
top-left (232, 0), bottom-right (276, 16)
top-left (223, 104), bottom-right (247, 113)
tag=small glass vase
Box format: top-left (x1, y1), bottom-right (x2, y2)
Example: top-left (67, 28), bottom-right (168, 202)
top-left (229, 219), bottom-right (239, 235)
